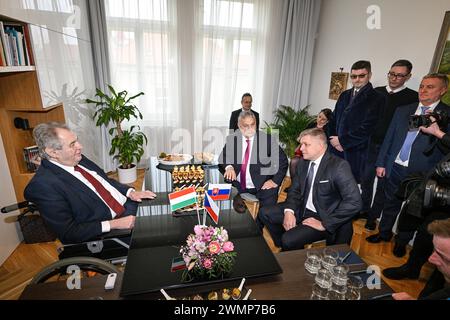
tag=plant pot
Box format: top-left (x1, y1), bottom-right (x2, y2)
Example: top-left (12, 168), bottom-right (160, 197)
top-left (117, 164), bottom-right (137, 184)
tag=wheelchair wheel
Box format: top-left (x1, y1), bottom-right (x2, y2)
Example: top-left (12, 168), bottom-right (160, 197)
top-left (30, 256), bottom-right (119, 285)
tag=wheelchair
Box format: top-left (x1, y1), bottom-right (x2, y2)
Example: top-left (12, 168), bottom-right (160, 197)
top-left (1, 201), bottom-right (131, 266)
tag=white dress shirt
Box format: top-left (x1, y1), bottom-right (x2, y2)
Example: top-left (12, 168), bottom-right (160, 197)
top-left (226, 135), bottom-right (256, 190)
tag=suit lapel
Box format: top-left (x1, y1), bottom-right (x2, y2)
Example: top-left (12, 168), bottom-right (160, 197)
top-left (42, 159), bottom-right (103, 204)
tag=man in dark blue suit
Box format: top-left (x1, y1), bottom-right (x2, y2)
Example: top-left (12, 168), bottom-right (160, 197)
top-left (24, 122), bottom-right (156, 244)
top-left (367, 73), bottom-right (450, 243)
top-left (328, 60), bottom-right (384, 183)
top-left (258, 128), bottom-right (362, 250)
top-left (219, 110), bottom-right (288, 213)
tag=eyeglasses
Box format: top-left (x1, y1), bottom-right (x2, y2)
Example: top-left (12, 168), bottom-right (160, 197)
top-left (350, 74), bottom-right (368, 79)
top-left (387, 72), bottom-right (409, 79)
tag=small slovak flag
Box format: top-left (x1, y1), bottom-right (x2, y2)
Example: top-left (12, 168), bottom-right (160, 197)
top-left (207, 184), bottom-right (232, 201)
top-left (204, 193), bottom-right (220, 224)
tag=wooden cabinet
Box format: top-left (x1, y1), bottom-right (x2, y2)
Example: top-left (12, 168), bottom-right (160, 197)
top-left (0, 15), bottom-right (65, 201)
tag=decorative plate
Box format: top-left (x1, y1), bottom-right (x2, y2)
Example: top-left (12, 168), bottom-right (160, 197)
top-left (157, 154), bottom-right (193, 165)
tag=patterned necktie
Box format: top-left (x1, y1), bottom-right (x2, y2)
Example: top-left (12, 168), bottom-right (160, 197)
top-left (302, 162), bottom-right (316, 215)
top-left (399, 106), bottom-right (430, 162)
top-left (240, 139), bottom-right (251, 191)
top-left (74, 165), bottom-right (125, 217)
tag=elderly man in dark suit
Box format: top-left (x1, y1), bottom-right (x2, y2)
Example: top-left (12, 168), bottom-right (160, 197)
top-left (328, 60), bottom-right (384, 183)
top-left (219, 110), bottom-right (288, 213)
top-left (229, 93), bottom-right (260, 131)
top-left (366, 73), bottom-right (450, 244)
top-left (258, 128), bottom-right (362, 250)
top-left (24, 122), bottom-right (156, 244)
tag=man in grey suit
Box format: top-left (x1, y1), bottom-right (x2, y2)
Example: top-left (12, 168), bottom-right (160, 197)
top-left (258, 128), bottom-right (362, 250)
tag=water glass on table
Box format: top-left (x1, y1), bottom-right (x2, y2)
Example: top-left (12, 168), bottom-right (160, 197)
top-left (315, 268), bottom-right (332, 289)
top-left (328, 264), bottom-right (349, 299)
top-left (346, 275), bottom-right (364, 300)
top-left (321, 248), bottom-right (338, 271)
top-left (304, 251), bottom-right (322, 274)
top-left (311, 283), bottom-right (329, 300)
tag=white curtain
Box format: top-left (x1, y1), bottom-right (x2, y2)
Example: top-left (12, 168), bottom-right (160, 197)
top-left (103, 0), bottom-right (320, 164)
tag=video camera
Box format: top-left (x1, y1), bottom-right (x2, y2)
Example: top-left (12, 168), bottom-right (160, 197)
top-left (409, 110), bottom-right (449, 130)
top-left (424, 160), bottom-right (450, 208)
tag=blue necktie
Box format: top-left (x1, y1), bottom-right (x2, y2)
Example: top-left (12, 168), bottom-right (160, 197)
top-left (398, 106), bottom-right (429, 162)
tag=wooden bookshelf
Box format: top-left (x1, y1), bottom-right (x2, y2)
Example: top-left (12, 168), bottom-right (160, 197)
top-left (0, 16), bottom-right (65, 201)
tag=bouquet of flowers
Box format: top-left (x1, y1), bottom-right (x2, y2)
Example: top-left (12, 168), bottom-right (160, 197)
top-left (180, 225), bottom-right (237, 282)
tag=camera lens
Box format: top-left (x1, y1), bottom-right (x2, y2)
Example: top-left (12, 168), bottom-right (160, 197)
top-left (424, 179), bottom-right (450, 208)
top-left (435, 161), bottom-right (450, 178)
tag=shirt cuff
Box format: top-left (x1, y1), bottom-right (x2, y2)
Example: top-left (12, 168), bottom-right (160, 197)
top-left (225, 165), bottom-right (234, 171)
top-left (284, 209), bottom-right (295, 215)
top-left (101, 221), bottom-right (111, 233)
top-left (126, 188), bottom-right (135, 197)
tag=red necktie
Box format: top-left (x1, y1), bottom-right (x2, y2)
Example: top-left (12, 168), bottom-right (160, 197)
top-left (74, 165), bottom-right (125, 218)
top-left (240, 139), bottom-right (251, 191)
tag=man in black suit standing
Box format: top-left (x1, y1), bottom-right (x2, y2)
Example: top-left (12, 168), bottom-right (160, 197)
top-left (258, 128), bottom-right (362, 250)
top-left (328, 60), bottom-right (383, 184)
top-left (361, 60), bottom-right (418, 227)
top-left (24, 122), bottom-right (156, 244)
top-left (366, 73), bottom-right (450, 244)
top-left (219, 110), bottom-right (287, 213)
top-left (229, 93), bottom-right (260, 131)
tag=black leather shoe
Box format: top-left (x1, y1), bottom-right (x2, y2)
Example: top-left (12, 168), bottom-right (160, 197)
top-left (382, 264), bottom-right (420, 280)
top-left (366, 233), bottom-right (392, 243)
top-left (233, 194), bottom-right (246, 213)
top-left (364, 219), bottom-right (376, 231)
top-left (353, 211), bottom-right (368, 220)
top-left (393, 242), bottom-right (407, 257)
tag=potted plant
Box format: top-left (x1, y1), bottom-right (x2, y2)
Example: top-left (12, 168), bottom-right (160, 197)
top-left (86, 85), bottom-right (147, 184)
top-left (264, 105), bottom-right (315, 158)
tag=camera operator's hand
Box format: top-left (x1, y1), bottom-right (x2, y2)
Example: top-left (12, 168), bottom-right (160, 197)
top-left (376, 167), bottom-right (385, 178)
top-left (419, 116), bottom-right (445, 139)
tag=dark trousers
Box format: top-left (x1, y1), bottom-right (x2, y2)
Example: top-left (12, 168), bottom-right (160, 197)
top-left (376, 163), bottom-right (409, 239)
top-left (232, 180), bottom-right (279, 208)
top-left (258, 205), bottom-right (326, 250)
top-left (361, 143), bottom-right (385, 215)
top-left (396, 210), bottom-right (450, 272)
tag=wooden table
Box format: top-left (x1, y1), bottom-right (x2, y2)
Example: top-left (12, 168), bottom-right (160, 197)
top-left (20, 244), bottom-right (393, 300)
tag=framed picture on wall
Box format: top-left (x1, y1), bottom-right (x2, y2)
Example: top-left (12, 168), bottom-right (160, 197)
top-left (328, 72), bottom-right (349, 100)
top-left (430, 10), bottom-right (450, 105)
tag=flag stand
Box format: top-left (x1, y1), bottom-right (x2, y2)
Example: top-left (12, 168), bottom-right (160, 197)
top-left (195, 205), bottom-right (202, 226)
top-left (202, 207), bottom-right (207, 226)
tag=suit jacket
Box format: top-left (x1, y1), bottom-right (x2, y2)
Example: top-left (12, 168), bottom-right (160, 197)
top-left (229, 109), bottom-right (260, 131)
top-left (218, 131), bottom-right (288, 190)
top-left (284, 151), bottom-right (362, 234)
top-left (376, 101), bottom-right (450, 177)
top-left (327, 82), bottom-right (383, 181)
top-left (24, 156), bottom-right (137, 244)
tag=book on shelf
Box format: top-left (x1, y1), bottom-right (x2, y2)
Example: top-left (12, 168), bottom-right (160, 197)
top-left (23, 145), bottom-right (40, 172)
top-left (0, 20), bottom-right (32, 67)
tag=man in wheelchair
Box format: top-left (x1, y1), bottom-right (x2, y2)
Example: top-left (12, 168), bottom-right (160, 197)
top-left (23, 122), bottom-right (156, 261)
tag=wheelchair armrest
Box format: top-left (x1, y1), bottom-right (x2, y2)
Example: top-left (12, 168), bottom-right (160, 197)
top-left (99, 228), bottom-right (132, 240)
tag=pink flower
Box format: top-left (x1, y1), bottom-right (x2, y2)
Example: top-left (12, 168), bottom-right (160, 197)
top-left (208, 241), bottom-right (221, 254)
top-left (203, 258), bottom-right (213, 269)
top-left (223, 241), bottom-right (234, 252)
top-left (194, 225), bottom-right (204, 236)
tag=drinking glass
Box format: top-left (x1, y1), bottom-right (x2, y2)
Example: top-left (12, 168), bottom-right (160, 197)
top-left (346, 275), bottom-right (364, 300)
top-left (310, 283), bottom-right (329, 300)
top-left (327, 289), bottom-right (346, 300)
top-left (315, 268), bottom-right (332, 289)
top-left (331, 265), bottom-right (349, 286)
top-left (321, 248), bottom-right (338, 271)
top-left (304, 251), bottom-right (322, 274)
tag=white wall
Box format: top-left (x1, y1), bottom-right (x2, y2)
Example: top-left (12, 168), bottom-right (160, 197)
top-left (0, 133), bottom-right (21, 265)
top-left (309, 0), bottom-right (450, 114)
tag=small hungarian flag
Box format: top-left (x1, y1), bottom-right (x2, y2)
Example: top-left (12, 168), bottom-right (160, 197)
top-left (168, 187), bottom-right (197, 212)
top-left (207, 184), bottom-right (232, 201)
top-left (204, 193), bottom-right (220, 224)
